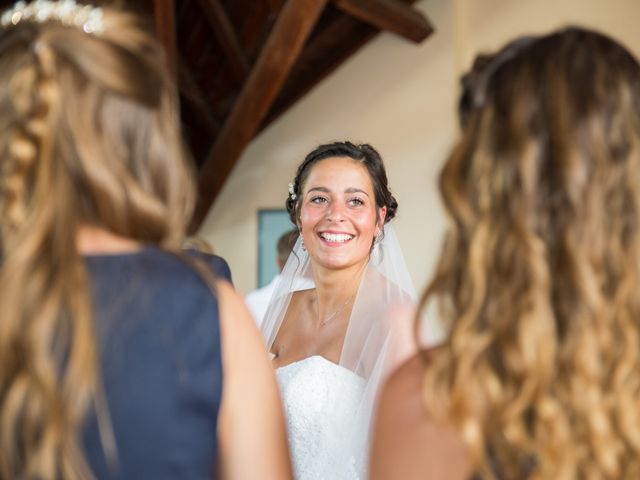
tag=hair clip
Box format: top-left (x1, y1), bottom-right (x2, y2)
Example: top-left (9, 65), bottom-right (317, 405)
top-left (288, 182), bottom-right (297, 201)
top-left (1, 0), bottom-right (104, 35)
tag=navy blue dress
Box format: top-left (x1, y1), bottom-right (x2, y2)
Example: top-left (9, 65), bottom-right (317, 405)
top-left (82, 247), bottom-right (223, 479)
top-left (185, 250), bottom-right (233, 285)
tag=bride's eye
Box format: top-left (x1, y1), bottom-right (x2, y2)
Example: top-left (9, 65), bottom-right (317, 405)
top-left (348, 197), bottom-right (365, 207)
top-left (310, 196), bottom-right (328, 204)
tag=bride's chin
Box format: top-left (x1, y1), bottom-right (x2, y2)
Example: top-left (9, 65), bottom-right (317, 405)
top-left (312, 257), bottom-right (347, 270)
top-left (314, 256), bottom-right (369, 272)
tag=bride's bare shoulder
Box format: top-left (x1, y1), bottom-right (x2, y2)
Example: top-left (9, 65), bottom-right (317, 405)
top-left (371, 350), bottom-right (474, 480)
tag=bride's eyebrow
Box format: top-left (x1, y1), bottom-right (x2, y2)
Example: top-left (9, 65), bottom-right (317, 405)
top-left (307, 187), bottom-right (330, 195)
top-left (344, 188), bottom-right (369, 196)
top-left (306, 186), bottom-right (369, 196)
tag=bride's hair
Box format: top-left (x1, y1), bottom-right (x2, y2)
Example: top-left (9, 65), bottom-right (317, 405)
top-left (419, 27), bottom-right (640, 479)
top-left (0, 4), bottom-right (194, 479)
top-left (286, 141), bottom-right (398, 225)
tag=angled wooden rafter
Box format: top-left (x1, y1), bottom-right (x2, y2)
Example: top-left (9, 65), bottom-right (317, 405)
top-left (195, 0), bottom-right (251, 81)
top-left (178, 60), bottom-right (221, 133)
top-left (191, 0), bottom-right (329, 230)
top-left (265, 0), bottom-right (286, 10)
top-left (263, 12), bottom-right (377, 128)
top-left (332, 0), bottom-right (433, 43)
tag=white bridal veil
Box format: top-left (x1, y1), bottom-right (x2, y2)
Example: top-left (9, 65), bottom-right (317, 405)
top-left (261, 223), bottom-right (416, 477)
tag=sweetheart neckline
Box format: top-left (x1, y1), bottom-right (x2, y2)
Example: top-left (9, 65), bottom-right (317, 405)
top-left (276, 354), bottom-right (337, 370)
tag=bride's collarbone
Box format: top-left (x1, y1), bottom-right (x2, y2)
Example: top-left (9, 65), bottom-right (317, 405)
top-left (271, 294), bottom-right (349, 368)
top-left (278, 300), bottom-right (349, 340)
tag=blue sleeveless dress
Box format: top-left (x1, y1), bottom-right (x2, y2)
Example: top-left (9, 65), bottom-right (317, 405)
top-left (82, 247), bottom-right (223, 479)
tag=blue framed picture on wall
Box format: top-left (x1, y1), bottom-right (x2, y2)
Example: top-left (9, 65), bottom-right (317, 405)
top-left (257, 209), bottom-right (293, 288)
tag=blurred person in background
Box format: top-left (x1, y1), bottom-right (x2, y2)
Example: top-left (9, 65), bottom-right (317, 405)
top-left (245, 228), bottom-right (298, 326)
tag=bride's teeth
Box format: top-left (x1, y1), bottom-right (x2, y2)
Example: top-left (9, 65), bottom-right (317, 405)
top-left (321, 233), bottom-right (353, 243)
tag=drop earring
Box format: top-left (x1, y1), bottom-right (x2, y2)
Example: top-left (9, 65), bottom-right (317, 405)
top-left (299, 230), bottom-right (306, 252)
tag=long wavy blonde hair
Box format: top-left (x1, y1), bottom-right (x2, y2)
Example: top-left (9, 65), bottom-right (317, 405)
top-left (420, 27), bottom-right (640, 479)
top-left (0, 4), bottom-right (195, 479)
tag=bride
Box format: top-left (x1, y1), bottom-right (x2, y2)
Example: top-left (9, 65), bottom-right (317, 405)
top-left (262, 141), bottom-right (416, 479)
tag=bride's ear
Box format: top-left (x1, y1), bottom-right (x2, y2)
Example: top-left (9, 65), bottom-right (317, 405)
top-left (377, 206), bottom-right (387, 231)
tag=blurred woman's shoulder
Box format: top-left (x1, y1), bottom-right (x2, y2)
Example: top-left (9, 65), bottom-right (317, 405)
top-left (372, 350), bottom-right (473, 480)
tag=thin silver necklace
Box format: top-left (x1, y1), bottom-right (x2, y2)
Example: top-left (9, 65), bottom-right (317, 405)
top-left (317, 295), bottom-right (354, 326)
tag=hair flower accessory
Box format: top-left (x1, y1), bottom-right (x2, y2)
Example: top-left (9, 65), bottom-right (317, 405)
top-left (288, 182), bottom-right (297, 201)
top-left (1, 0), bottom-right (104, 35)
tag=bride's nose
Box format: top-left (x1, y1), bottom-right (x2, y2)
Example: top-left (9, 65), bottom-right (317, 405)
top-left (326, 202), bottom-right (346, 222)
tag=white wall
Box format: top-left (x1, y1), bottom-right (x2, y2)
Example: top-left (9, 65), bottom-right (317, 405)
top-left (199, 0), bottom-right (640, 296)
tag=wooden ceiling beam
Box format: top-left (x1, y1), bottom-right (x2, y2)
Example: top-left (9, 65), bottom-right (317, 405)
top-left (263, 12), bottom-right (377, 128)
top-left (191, 0), bottom-right (328, 230)
top-left (153, 0), bottom-right (178, 76)
top-left (332, 0), bottom-right (433, 43)
top-left (265, 0), bottom-right (286, 10)
top-left (196, 0), bottom-right (251, 81)
top-left (178, 60), bottom-right (221, 133)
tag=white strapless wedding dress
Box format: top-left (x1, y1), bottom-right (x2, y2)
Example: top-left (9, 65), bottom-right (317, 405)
top-left (276, 356), bottom-right (367, 480)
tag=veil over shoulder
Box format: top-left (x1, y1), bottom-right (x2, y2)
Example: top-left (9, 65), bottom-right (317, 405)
top-left (261, 224), bottom-right (416, 479)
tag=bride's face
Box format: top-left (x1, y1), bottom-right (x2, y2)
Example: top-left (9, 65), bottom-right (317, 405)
top-left (299, 156), bottom-right (386, 271)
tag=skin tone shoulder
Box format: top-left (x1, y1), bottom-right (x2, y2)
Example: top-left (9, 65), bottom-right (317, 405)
top-left (271, 156), bottom-right (386, 368)
top-left (370, 351), bottom-right (473, 480)
top-left (77, 227), bottom-right (293, 480)
top-left (215, 280), bottom-right (292, 479)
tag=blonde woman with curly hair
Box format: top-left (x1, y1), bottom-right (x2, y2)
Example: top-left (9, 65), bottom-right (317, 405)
top-left (372, 27), bottom-right (640, 479)
top-left (0, 1), bottom-right (291, 479)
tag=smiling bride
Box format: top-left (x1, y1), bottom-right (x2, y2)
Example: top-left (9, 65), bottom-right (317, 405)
top-left (261, 142), bottom-right (416, 479)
